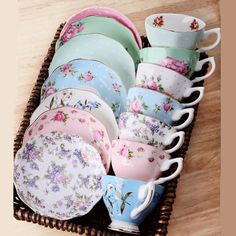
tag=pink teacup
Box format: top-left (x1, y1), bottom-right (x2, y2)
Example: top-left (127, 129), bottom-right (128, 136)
top-left (60, 6), bottom-right (142, 48)
top-left (23, 107), bottom-right (111, 172)
top-left (111, 139), bottom-right (183, 182)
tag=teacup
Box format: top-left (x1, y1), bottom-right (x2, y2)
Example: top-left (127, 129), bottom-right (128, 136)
top-left (145, 13), bottom-right (221, 52)
top-left (111, 139), bottom-right (183, 182)
top-left (30, 88), bottom-right (119, 141)
top-left (23, 107), bottom-right (111, 173)
top-left (139, 47), bottom-right (216, 80)
top-left (56, 16), bottom-right (140, 67)
top-left (43, 59), bottom-right (128, 119)
top-left (60, 6), bottom-right (142, 49)
top-left (127, 87), bottom-right (194, 130)
top-left (118, 112), bottom-right (185, 153)
top-left (136, 63), bottom-right (205, 103)
top-left (102, 175), bottom-right (165, 234)
top-left (14, 131), bottom-right (106, 220)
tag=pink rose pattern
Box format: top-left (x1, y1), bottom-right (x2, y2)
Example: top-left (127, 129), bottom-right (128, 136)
top-left (112, 83), bottom-right (122, 94)
top-left (78, 71), bottom-right (95, 81)
top-left (52, 111), bottom-right (69, 122)
top-left (139, 75), bottom-right (164, 92)
top-left (61, 22), bottom-right (84, 44)
top-left (60, 63), bottom-right (75, 77)
top-left (41, 81), bottom-right (58, 100)
top-left (127, 95), bottom-right (149, 114)
top-left (119, 145), bottom-right (134, 159)
top-left (159, 56), bottom-right (189, 76)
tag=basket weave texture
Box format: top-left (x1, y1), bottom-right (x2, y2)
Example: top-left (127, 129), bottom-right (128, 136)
top-left (14, 23), bottom-right (208, 236)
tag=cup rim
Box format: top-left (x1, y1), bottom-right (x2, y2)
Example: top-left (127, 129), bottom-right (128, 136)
top-left (145, 13), bottom-right (206, 32)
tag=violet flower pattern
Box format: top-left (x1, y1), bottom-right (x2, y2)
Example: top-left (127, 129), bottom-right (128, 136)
top-left (112, 83), bottom-right (122, 94)
top-left (159, 56), bottom-right (190, 76)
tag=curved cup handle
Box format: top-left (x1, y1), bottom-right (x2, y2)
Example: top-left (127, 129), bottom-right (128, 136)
top-left (153, 158), bottom-right (184, 185)
top-left (196, 28), bottom-right (221, 53)
top-left (164, 131), bottom-right (185, 154)
top-left (172, 108), bottom-right (195, 130)
top-left (192, 57), bottom-right (216, 83)
top-left (181, 87), bottom-right (205, 107)
top-left (130, 182), bottom-right (155, 219)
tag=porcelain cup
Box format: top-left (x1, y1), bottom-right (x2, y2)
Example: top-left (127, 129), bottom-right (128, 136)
top-left (102, 175), bottom-right (165, 234)
top-left (145, 13), bottom-right (221, 52)
top-left (136, 63), bottom-right (205, 103)
top-left (127, 87), bottom-right (194, 130)
top-left (118, 112), bottom-right (185, 153)
top-left (139, 47), bottom-right (216, 80)
top-left (111, 139), bottom-right (183, 182)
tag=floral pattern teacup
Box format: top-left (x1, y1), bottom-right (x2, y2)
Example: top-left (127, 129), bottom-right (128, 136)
top-left (118, 112), bottom-right (184, 153)
top-left (24, 107), bottom-right (111, 173)
top-left (111, 139), bottom-right (183, 182)
top-left (136, 63), bottom-right (205, 103)
top-left (14, 131), bottom-right (106, 220)
top-left (102, 175), bottom-right (165, 234)
top-left (30, 88), bottom-right (118, 141)
top-left (41, 59), bottom-right (127, 119)
top-left (139, 47), bottom-right (216, 80)
top-left (145, 13), bottom-right (221, 52)
top-left (127, 87), bottom-right (194, 130)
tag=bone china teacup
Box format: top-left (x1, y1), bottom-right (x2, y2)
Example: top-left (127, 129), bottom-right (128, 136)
top-left (145, 13), bottom-right (221, 52)
top-left (127, 87), bottom-right (194, 130)
top-left (118, 112), bottom-right (185, 153)
top-left (102, 175), bottom-right (165, 234)
top-left (136, 63), bottom-right (205, 103)
top-left (139, 47), bottom-right (216, 80)
top-left (111, 139), bottom-right (183, 181)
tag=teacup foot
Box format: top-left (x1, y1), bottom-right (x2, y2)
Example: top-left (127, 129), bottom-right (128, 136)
top-left (108, 219), bottom-right (140, 235)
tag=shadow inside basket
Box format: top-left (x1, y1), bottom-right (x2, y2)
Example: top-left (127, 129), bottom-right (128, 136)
top-left (13, 24), bottom-right (209, 236)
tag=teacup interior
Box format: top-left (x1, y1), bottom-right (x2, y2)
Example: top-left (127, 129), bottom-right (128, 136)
top-left (146, 13), bottom-right (205, 32)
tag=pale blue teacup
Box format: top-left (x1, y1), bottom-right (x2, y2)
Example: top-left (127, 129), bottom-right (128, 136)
top-left (127, 87), bottom-right (195, 130)
top-left (102, 175), bottom-right (165, 234)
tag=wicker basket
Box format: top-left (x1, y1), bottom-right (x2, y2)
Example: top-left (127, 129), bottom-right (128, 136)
top-left (14, 23), bottom-right (209, 236)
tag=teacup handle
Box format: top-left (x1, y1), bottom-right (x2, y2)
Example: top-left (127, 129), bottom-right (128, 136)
top-left (192, 57), bottom-right (216, 83)
top-left (153, 157), bottom-right (184, 185)
top-left (172, 108), bottom-right (195, 130)
top-left (130, 182), bottom-right (155, 219)
top-left (164, 131), bottom-right (185, 154)
top-left (181, 87), bottom-right (205, 107)
top-left (196, 28), bottom-right (221, 53)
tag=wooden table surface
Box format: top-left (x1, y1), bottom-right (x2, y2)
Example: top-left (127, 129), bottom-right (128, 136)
top-left (15, 0), bottom-right (221, 235)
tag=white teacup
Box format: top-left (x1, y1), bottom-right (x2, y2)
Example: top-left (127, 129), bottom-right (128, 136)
top-left (136, 63), bottom-right (205, 104)
top-left (145, 13), bottom-right (221, 52)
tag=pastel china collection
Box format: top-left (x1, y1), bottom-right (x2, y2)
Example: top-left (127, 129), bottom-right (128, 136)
top-left (14, 131), bottom-right (106, 220)
top-left (42, 59), bottom-right (127, 119)
top-left (14, 7), bottom-right (220, 235)
top-left (145, 13), bottom-right (221, 52)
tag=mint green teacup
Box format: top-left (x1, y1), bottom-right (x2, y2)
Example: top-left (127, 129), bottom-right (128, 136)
top-left (140, 47), bottom-right (215, 81)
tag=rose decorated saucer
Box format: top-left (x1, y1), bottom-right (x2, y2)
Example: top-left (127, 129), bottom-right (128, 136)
top-left (48, 34), bottom-right (135, 92)
top-left (23, 107), bottom-right (111, 172)
top-left (14, 131), bottom-right (106, 220)
top-left (30, 88), bottom-right (118, 141)
top-left (43, 59), bottom-right (127, 119)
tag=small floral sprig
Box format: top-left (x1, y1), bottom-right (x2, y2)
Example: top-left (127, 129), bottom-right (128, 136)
top-left (153, 16), bottom-right (164, 27)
